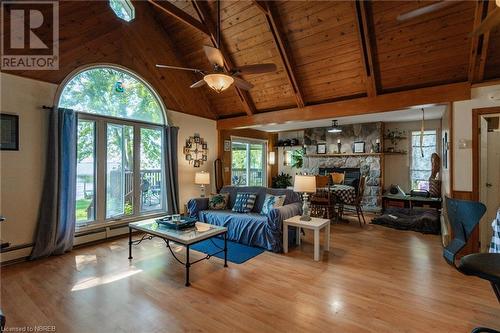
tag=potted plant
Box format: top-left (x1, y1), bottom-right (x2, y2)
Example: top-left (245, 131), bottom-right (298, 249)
top-left (272, 172), bottom-right (292, 188)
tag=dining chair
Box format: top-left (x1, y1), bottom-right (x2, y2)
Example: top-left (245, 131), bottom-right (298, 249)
top-left (330, 172), bottom-right (345, 185)
top-left (310, 175), bottom-right (335, 220)
top-left (339, 176), bottom-right (366, 227)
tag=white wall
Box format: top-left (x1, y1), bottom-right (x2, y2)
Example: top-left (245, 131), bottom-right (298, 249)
top-left (453, 84), bottom-right (500, 191)
top-left (0, 73), bottom-right (57, 261)
top-left (384, 119), bottom-right (441, 193)
top-left (0, 73), bottom-right (217, 262)
top-left (167, 110), bottom-right (217, 212)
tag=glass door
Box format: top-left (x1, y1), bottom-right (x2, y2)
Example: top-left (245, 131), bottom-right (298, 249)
top-left (231, 138), bottom-right (267, 187)
top-left (106, 123), bottom-right (134, 219)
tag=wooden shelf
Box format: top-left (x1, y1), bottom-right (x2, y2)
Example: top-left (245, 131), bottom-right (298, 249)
top-left (383, 151), bottom-right (407, 155)
top-left (306, 153), bottom-right (382, 157)
top-left (383, 136), bottom-right (407, 140)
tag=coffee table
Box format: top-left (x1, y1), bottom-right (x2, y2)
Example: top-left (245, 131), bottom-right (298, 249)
top-left (128, 219), bottom-right (228, 286)
top-left (283, 216), bottom-right (330, 261)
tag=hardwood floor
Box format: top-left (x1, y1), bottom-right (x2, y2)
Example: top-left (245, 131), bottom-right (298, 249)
top-left (1, 219), bottom-right (499, 333)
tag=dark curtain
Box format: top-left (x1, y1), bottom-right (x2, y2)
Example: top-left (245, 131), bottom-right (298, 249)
top-left (30, 108), bottom-right (77, 259)
top-left (163, 126), bottom-right (179, 214)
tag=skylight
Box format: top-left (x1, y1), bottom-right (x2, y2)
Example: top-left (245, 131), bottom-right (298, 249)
top-left (109, 0), bottom-right (135, 22)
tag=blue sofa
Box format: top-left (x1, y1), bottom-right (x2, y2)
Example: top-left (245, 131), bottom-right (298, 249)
top-left (187, 186), bottom-right (302, 252)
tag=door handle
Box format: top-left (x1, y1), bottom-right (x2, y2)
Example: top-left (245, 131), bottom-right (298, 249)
top-left (486, 183), bottom-right (493, 187)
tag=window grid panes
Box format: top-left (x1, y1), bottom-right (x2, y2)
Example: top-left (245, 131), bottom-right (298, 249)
top-left (231, 139), bottom-right (266, 187)
top-left (410, 130), bottom-right (437, 191)
top-left (65, 67), bottom-right (166, 229)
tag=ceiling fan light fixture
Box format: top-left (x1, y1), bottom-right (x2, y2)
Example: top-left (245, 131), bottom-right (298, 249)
top-left (328, 120), bottom-right (342, 133)
top-left (497, 0), bottom-right (500, 7)
top-left (203, 73), bottom-right (234, 93)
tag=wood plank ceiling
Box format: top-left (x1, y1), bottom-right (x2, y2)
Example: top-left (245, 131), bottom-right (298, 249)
top-left (3, 0), bottom-right (500, 122)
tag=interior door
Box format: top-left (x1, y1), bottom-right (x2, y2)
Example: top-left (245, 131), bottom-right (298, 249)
top-left (479, 116), bottom-right (500, 252)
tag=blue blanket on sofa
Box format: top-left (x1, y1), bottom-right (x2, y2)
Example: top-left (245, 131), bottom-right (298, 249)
top-left (187, 186), bottom-right (302, 252)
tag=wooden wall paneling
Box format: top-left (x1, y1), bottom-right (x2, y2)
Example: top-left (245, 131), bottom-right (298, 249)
top-left (272, 0), bottom-right (367, 104)
top-left (217, 82), bottom-right (471, 130)
top-left (148, 0), bottom-right (208, 35)
top-left (214, 1), bottom-right (297, 111)
top-left (122, 2), bottom-right (216, 118)
top-left (475, 1), bottom-right (497, 82)
top-left (469, 0), bottom-right (490, 83)
top-left (255, 1), bottom-right (305, 108)
top-left (153, 11), bottom-right (246, 118)
top-left (191, 0), bottom-right (257, 116)
top-left (354, 0), bottom-right (378, 97)
top-left (370, 1), bottom-right (475, 92)
top-left (484, 25), bottom-right (500, 80)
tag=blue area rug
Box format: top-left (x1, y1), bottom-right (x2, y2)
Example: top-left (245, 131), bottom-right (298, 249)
top-left (191, 238), bottom-right (264, 264)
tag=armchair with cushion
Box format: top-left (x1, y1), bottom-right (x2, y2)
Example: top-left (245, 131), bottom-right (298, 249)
top-left (187, 186), bottom-right (302, 252)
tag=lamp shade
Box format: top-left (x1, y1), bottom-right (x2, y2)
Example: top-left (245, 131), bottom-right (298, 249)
top-left (268, 151), bottom-right (276, 165)
top-left (195, 171), bottom-right (210, 185)
top-left (293, 175), bottom-right (316, 193)
top-left (203, 74), bottom-right (234, 93)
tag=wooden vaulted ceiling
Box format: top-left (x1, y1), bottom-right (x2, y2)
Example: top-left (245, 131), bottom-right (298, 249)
top-left (4, 1), bottom-right (500, 123)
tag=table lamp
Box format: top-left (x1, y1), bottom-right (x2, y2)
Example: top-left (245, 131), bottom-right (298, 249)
top-left (195, 171), bottom-right (210, 198)
top-left (294, 175), bottom-right (316, 221)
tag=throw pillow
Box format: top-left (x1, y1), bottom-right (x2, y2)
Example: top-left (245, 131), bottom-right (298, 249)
top-left (260, 194), bottom-right (286, 215)
top-left (208, 193), bottom-right (229, 210)
top-left (232, 193), bottom-right (257, 213)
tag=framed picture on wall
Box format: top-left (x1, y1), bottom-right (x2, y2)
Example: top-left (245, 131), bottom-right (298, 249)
top-left (224, 140), bottom-right (231, 151)
top-left (0, 114), bottom-right (19, 151)
top-left (353, 141), bottom-right (365, 153)
top-left (317, 143), bottom-right (327, 154)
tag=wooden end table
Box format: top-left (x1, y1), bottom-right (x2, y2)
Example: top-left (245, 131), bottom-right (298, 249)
top-left (283, 216), bottom-right (330, 261)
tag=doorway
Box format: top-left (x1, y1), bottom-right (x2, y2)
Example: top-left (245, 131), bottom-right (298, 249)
top-left (473, 108), bottom-right (500, 252)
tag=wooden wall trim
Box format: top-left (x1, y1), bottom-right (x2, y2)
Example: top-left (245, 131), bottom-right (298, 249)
top-left (217, 82), bottom-right (471, 130)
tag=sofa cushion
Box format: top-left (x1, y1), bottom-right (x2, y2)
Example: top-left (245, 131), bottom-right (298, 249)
top-left (220, 186), bottom-right (300, 213)
top-left (208, 193), bottom-right (229, 210)
top-left (260, 194), bottom-right (286, 215)
top-left (232, 193), bottom-right (257, 213)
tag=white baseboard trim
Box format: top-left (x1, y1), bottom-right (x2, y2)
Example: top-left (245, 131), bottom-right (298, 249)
top-left (1, 245), bottom-right (32, 264)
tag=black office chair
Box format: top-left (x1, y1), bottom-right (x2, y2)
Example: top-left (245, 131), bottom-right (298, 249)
top-left (444, 197), bottom-right (500, 333)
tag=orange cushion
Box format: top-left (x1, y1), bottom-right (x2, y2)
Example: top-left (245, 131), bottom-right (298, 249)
top-left (331, 172), bottom-right (345, 185)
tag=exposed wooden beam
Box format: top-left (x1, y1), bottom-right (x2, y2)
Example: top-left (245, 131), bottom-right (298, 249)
top-left (468, 0), bottom-right (490, 83)
top-left (217, 82), bottom-right (471, 130)
top-left (191, 0), bottom-right (256, 116)
top-left (354, 0), bottom-right (378, 97)
top-left (476, 0), bottom-right (496, 82)
top-left (148, 0), bottom-right (208, 35)
top-left (255, 1), bottom-right (305, 108)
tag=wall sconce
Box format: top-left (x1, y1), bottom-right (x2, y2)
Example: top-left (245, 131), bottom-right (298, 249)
top-left (269, 151), bottom-right (276, 165)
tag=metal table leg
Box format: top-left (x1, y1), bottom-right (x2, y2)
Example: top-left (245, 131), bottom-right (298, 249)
top-left (128, 227), bottom-right (133, 260)
top-left (185, 245), bottom-right (191, 287)
top-left (224, 232), bottom-right (228, 267)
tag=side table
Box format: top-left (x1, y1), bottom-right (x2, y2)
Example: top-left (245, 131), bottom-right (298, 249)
top-left (283, 216), bottom-right (330, 261)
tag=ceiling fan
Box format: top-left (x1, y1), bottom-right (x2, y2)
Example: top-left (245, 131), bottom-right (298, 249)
top-left (397, 0), bottom-right (500, 36)
top-left (155, 0), bottom-right (277, 93)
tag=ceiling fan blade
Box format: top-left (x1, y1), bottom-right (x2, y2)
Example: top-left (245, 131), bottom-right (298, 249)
top-left (203, 45), bottom-right (224, 68)
top-left (233, 77), bottom-right (254, 90)
top-left (397, 1), bottom-right (455, 22)
top-left (156, 64), bottom-right (203, 74)
top-left (190, 80), bottom-right (206, 89)
top-left (234, 63), bottom-right (278, 75)
top-left (471, 7), bottom-right (500, 36)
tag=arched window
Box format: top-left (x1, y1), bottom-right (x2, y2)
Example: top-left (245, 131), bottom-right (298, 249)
top-left (58, 66), bottom-right (167, 229)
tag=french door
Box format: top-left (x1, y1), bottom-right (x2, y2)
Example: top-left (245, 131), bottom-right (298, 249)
top-left (231, 137), bottom-right (267, 187)
top-left (76, 114), bottom-right (165, 229)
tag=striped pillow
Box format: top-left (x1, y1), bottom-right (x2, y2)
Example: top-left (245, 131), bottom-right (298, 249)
top-left (232, 193), bottom-right (257, 213)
